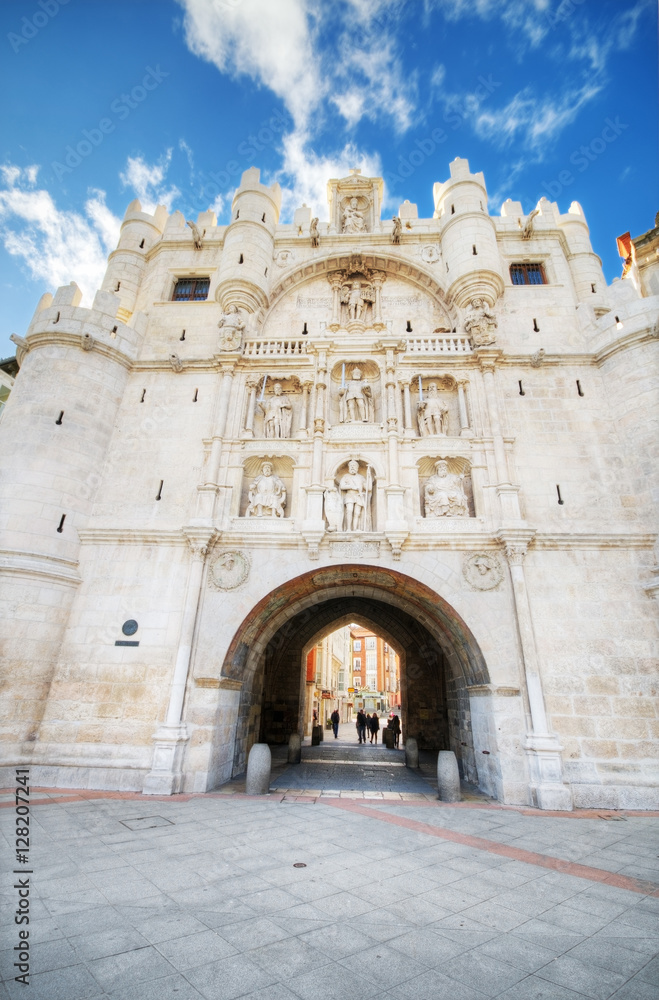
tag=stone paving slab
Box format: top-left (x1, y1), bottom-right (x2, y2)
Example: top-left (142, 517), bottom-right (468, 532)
top-left (1, 789), bottom-right (658, 999)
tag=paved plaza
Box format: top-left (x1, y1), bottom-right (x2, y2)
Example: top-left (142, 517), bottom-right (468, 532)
top-left (1, 736), bottom-right (658, 1000)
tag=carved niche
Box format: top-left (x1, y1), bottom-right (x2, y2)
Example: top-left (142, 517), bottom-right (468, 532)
top-left (240, 456), bottom-right (294, 519)
top-left (415, 376), bottom-right (458, 437)
top-left (418, 456), bottom-right (474, 519)
top-left (324, 459), bottom-right (376, 533)
top-left (330, 360), bottom-right (381, 430)
top-left (327, 171), bottom-right (383, 235)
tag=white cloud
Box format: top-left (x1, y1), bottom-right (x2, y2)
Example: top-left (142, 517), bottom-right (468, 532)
top-left (119, 151), bottom-right (180, 212)
top-left (177, 0), bottom-right (415, 133)
top-left (178, 0), bottom-right (321, 129)
top-left (0, 165), bottom-right (120, 303)
top-left (474, 81), bottom-right (602, 153)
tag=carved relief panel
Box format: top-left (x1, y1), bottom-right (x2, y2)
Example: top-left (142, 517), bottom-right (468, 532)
top-left (329, 360), bottom-right (382, 430)
top-left (324, 459), bottom-right (377, 533)
top-left (417, 456), bottom-right (474, 518)
top-left (239, 456), bottom-right (295, 519)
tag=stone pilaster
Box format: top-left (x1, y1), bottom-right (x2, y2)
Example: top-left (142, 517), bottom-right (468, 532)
top-left (143, 528), bottom-right (217, 795)
top-left (498, 529), bottom-right (573, 811)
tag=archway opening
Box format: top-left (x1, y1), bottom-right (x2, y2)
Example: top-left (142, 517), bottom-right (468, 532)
top-left (215, 566), bottom-right (496, 796)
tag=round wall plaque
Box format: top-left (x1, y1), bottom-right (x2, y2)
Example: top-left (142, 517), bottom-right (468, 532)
top-left (122, 619), bottom-right (138, 636)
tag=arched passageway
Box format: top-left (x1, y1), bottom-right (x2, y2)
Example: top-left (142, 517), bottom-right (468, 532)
top-left (215, 565), bottom-right (501, 797)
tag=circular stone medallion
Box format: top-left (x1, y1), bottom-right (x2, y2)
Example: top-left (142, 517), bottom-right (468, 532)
top-left (463, 552), bottom-right (504, 591)
top-left (210, 550), bottom-right (250, 591)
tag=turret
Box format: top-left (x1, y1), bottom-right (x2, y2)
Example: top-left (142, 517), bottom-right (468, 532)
top-left (215, 167), bottom-right (282, 313)
top-left (0, 282), bottom-right (146, 749)
top-left (433, 158), bottom-right (504, 308)
top-left (557, 202), bottom-right (608, 314)
top-left (101, 200), bottom-right (168, 322)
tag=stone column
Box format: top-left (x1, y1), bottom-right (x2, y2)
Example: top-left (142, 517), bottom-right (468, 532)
top-left (476, 352), bottom-right (508, 483)
top-left (371, 271), bottom-right (386, 328)
top-left (379, 342), bottom-right (408, 559)
top-left (206, 362), bottom-right (236, 485)
top-left (477, 351), bottom-right (521, 520)
top-left (243, 374), bottom-right (260, 437)
top-left (328, 273), bottom-right (343, 331)
top-left (499, 530), bottom-right (573, 811)
top-left (302, 347), bottom-right (329, 558)
top-left (456, 378), bottom-right (472, 436)
top-left (144, 529), bottom-right (216, 795)
top-left (399, 376), bottom-right (413, 432)
top-left (297, 378), bottom-right (313, 436)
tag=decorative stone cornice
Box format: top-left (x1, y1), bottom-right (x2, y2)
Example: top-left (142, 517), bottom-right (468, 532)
top-left (0, 548), bottom-right (81, 585)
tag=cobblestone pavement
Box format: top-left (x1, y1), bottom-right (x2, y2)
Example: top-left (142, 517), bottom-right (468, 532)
top-left (1, 776), bottom-right (658, 1000)
top-left (269, 723), bottom-right (436, 794)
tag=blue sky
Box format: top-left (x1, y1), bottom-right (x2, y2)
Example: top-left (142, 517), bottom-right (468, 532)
top-left (0, 0), bottom-right (656, 358)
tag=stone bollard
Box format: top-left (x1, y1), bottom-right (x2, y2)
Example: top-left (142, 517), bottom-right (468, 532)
top-left (245, 743), bottom-right (271, 795)
top-left (437, 750), bottom-right (461, 802)
top-left (288, 733), bottom-right (302, 764)
top-left (405, 737), bottom-right (418, 769)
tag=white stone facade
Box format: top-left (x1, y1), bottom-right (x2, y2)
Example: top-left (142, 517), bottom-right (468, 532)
top-left (1, 159), bottom-right (657, 810)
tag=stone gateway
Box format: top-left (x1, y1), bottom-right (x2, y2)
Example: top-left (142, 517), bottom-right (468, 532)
top-left (0, 160), bottom-right (657, 811)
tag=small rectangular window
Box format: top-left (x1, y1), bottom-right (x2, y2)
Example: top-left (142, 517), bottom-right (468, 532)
top-left (172, 278), bottom-right (210, 301)
top-left (353, 640), bottom-right (361, 651)
top-left (510, 263), bottom-right (546, 285)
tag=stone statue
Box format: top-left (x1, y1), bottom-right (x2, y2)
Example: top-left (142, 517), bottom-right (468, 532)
top-left (218, 305), bottom-right (246, 351)
top-left (323, 487), bottom-right (343, 532)
top-left (339, 367), bottom-right (373, 423)
top-left (464, 297), bottom-right (497, 346)
top-left (392, 216), bottom-right (402, 244)
top-left (186, 219), bottom-right (204, 249)
top-left (342, 197), bottom-right (368, 234)
top-left (338, 459), bottom-right (373, 532)
top-left (310, 217), bottom-right (320, 247)
top-left (246, 462), bottom-right (286, 518)
top-left (522, 207), bottom-right (539, 240)
top-left (259, 382), bottom-right (292, 439)
top-left (424, 460), bottom-right (469, 518)
top-left (340, 280), bottom-right (374, 323)
top-left (418, 382), bottom-right (449, 436)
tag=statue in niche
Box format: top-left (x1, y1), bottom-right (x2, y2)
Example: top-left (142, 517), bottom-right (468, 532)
top-left (323, 486), bottom-right (343, 532)
top-left (246, 461), bottom-right (286, 518)
top-left (392, 216), bottom-right (402, 244)
top-left (418, 382), bottom-right (449, 436)
top-left (342, 197), bottom-right (368, 234)
top-left (341, 279), bottom-right (375, 323)
top-left (339, 367), bottom-right (374, 423)
top-left (310, 217), bottom-right (320, 247)
top-left (218, 305), bottom-right (246, 351)
top-left (464, 297), bottom-right (498, 346)
top-left (424, 460), bottom-right (469, 518)
top-left (338, 459), bottom-right (373, 532)
top-left (259, 382), bottom-right (292, 439)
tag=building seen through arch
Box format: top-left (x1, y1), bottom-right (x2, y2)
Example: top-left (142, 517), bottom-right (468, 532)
top-left (0, 161), bottom-right (657, 811)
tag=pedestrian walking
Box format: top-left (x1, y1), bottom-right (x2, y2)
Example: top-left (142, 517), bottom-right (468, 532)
top-left (330, 708), bottom-right (340, 739)
top-left (391, 713), bottom-right (401, 748)
top-left (356, 709), bottom-right (367, 744)
top-left (369, 712), bottom-right (380, 744)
